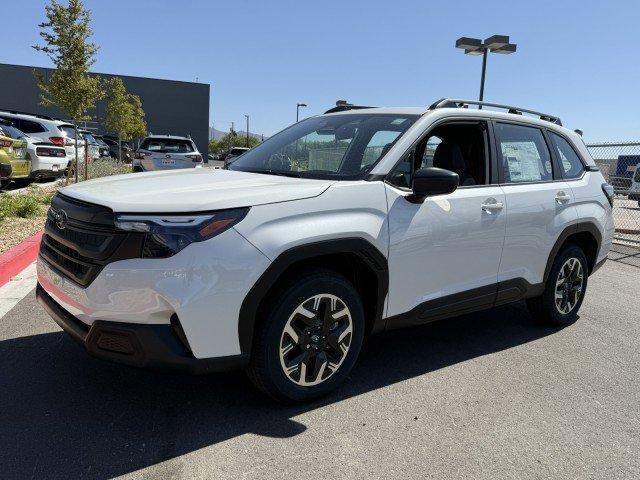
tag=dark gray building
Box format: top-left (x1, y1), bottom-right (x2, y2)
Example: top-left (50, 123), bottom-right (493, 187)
top-left (0, 63), bottom-right (210, 153)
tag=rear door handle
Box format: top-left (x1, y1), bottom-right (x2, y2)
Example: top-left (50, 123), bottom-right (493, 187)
top-left (555, 191), bottom-right (571, 204)
top-left (481, 199), bottom-right (504, 213)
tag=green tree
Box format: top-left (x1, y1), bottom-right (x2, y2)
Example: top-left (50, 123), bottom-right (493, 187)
top-left (211, 132), bottom-right (260, 153)
top-left (104, 77), bottom-right (147, 161)
top-left (33, 0), bottom-right (104, 182)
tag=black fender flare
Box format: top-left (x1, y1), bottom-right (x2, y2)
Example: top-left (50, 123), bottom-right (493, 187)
top-left (237, 238), bottom-right (388, 355)
top-left (543, 221), bottom-right (602, 282)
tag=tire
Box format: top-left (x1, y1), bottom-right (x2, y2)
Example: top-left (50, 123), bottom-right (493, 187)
top-left (526, 244), bottom-right (589, 326)
top-left (0, 178), bottom-right (10, 189)
top-left (247, 269), bottom-right (365, 403)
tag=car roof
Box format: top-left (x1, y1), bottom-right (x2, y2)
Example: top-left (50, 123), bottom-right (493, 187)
top-left (322, 105), bottom-right (576, 137)
top-left (144, 135), bottom-right (192, 140)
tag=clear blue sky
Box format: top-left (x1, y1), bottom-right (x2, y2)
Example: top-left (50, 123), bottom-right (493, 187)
top-left (3, 0), bottom-right (640, 141)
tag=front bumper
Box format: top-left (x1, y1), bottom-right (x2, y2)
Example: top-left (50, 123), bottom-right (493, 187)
top-left (36, 284), bottom-right (248, 373)
top-left (37, 226), bottom-right (270, 359)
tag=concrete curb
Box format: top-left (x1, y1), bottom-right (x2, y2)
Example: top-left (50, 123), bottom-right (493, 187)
top-left (0, 231), bottom-right (43, 288)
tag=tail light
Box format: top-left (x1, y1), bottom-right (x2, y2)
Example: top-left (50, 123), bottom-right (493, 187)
top-left (187, 154), bottom-right (203, 162)
top-left (135, 151), bottom-right (151, 160)
top-left (0, 139), bottom-right (12, 148)
top-left (601, 183), bottom-right (615, 207)
top-left (49, 136), bottom-right (65, 146)
top-left (36, 147), bottom-right (67, 157)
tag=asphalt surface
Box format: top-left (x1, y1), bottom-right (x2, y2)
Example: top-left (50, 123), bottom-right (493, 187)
top-left (1, 254), bottom-right (638, 479)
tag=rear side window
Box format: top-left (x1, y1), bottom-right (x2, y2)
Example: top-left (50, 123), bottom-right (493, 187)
top-left (141, 138), bottom-right (195, 153)
top-left (549, 132), bottom-right (585, 179)
top-left (495, 123), bottom-right (553, 183)
top-left (19, 119), bottom-right (46, 134)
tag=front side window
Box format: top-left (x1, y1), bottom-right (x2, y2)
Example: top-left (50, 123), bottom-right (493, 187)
top-left (495, 123), bottom-right (553, 183)
top-left (387, 121), bottom-right (488, 189)
top-left (230, 114), bottom-right (419, 180)
top-left (549, 132), bottom-right (585, 179)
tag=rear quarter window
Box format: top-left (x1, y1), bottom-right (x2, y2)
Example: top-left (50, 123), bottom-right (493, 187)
top-left (549, 132), bottom-right (585, 179)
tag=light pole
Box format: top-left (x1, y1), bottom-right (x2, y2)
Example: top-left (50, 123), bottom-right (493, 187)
top-left (244, 114), bottom-right (249, 147)
top-left (296, 103), bottom-right (307, 122)
top-left (455, 35), bottom-right (517, 107)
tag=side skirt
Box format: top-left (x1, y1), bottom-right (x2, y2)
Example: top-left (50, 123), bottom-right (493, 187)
top-left (384, 278), bottom-right (544, 330)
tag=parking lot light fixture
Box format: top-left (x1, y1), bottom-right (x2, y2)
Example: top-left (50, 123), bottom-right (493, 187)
top-left (455, 35), bottom-right (517, 106)
top-left (296, 103), bottom-right (307, 122)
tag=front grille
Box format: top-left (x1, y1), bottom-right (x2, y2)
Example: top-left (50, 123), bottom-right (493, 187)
top-left (40, 193), bottom-right (145, 286)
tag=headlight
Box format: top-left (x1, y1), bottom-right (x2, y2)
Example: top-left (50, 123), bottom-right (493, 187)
top-left (115, 207), bottom-right (249, 258)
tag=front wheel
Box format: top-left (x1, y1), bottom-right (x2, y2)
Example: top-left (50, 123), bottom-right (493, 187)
top-left (527, 244), bottom-right (589, 326)
top-left (247, 269), bottom-right (365, 403)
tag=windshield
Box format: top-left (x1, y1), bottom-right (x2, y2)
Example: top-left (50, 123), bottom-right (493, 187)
top-left (0, 124), bottom-right (26, 140)
top-left (140, 138), bottom-right (194, 153)
top-left (81, 133), bottom-right (98, 144)
top-left (229, 113), bottom-right (419, 179)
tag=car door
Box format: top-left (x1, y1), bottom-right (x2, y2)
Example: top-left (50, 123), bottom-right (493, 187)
top-left (384, 120), bottom-right (507, 324)
top-left (494, 122), bottom-right (577, 289)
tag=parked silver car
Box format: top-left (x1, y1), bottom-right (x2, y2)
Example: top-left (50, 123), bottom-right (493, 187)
top-left (133, 135), bottom-right (203, 172)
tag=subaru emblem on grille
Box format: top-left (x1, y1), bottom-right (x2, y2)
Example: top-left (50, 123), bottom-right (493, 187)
top-left (54, 209), bottom-right (68, 230)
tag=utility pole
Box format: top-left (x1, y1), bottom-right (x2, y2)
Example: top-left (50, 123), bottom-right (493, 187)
top-left (244, 115), bottom-right (249, 147)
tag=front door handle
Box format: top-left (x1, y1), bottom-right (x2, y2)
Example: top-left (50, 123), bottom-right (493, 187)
top-left (555, 191), bottom-right (571, 204)
top-left (481, 199), bottom-right (504, 213)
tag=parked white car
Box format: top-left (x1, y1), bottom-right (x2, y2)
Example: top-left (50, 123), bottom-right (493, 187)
top-left (37, 99), bottom-right (614, 402)
top-left (0, 121), bottom-right (68, 179)
top-left (133, 135), bottom-right (203, 172)
top-left (0, 111), bottom-right (91, 170)
top-left (55, 122), bottom-right (86, 163)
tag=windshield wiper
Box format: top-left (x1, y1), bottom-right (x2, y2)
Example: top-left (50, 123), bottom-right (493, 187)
top-left (242, 169), bottom-right (301, 178)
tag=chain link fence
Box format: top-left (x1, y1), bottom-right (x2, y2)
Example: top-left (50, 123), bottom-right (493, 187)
top-left (586, 142), bottom-right (640, 245)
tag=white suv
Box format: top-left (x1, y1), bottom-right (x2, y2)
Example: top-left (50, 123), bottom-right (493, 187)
top-left (36, 99), bottom-right (614, 402)
top-left (0, 111), bottom-right (76, 172)
top-left (133, 135), bottom-right (203, 172)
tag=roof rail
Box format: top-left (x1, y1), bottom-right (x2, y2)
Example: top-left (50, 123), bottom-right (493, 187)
top-left (324, 100), bottom-right (377, 114)
top-left (428, 98), bottom-right (562, 126)
top-left (0, 109), bottom-right (57, 121)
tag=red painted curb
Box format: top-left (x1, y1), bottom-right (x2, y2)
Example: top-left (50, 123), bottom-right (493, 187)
top-left (0, 231), bottom-right (43, 288)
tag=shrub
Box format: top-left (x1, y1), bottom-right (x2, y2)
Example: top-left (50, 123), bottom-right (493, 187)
top-left (0, 193), bottom-right (42, 219)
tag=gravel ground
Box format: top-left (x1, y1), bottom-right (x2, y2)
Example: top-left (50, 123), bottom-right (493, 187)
top-left (0, 254), bottom-right (638, 479)
top-left (0, 214), bottom-right (46, 254)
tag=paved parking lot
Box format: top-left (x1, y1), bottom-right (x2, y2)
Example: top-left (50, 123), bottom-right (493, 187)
top-left (1, 252), bottom-right (638, 480)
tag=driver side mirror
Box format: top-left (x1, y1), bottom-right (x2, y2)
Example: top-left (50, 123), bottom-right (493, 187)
top-left (409, 167), bottom-right (459, 202)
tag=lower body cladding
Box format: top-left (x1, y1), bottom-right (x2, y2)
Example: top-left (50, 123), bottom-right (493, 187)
top-left (36, 227), bottom-right (270, 372)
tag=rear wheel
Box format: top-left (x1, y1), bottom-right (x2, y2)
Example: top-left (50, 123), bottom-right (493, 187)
top-left (527, 244), bottom-right (588, 326)
top-left (247, 269), bottom-right (365, 403)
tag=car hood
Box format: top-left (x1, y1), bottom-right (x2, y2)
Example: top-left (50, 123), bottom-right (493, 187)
top-left (59, 168), bottom-right (334, 212)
